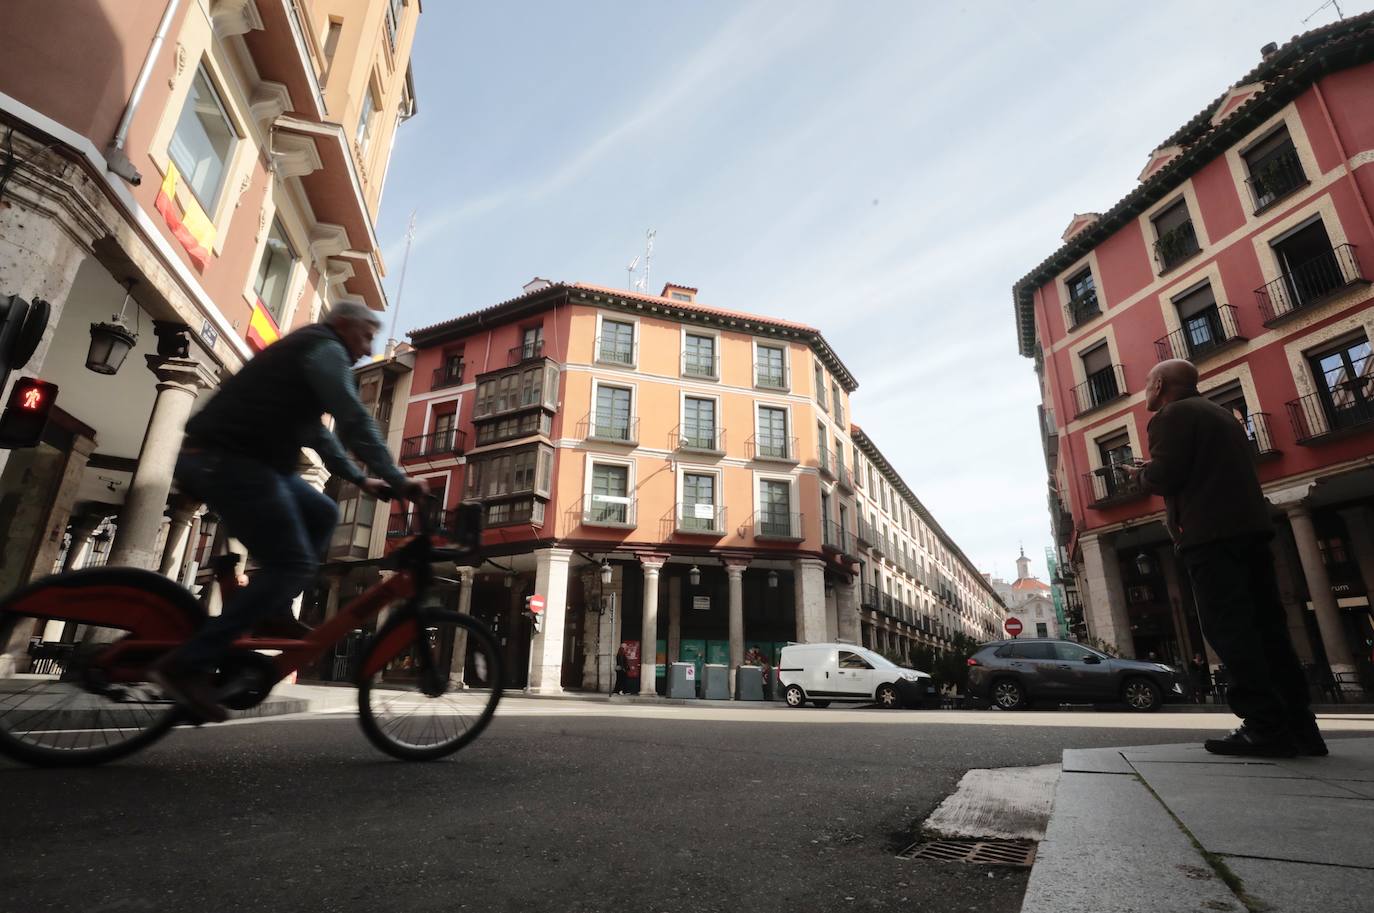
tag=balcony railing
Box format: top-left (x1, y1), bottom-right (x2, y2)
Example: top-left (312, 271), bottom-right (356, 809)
top-left (432, 362), bottom-right (465, 389)
top-left (1245, 146), bottom-right (1307, 214)
top-left (581, 495), bottom-right (638, 529)
top-left (388, 506), bottom-right (454, 538)
top-left (595, 338), bottom-right (637, 367)
top-left (818, 449), bottom-right (835, 479)
top-left (822, 519), bottom-right (850, 554)
top-left (1287, 386), bottom-right (1374, 444)
top-left (747, 435), bottom-right (797, 463)
top-left (835, 463), bottom-right (854, 492)
top-left (856, 517), bottom-right (875, 547)
top-left (1154, 304), bottom-right (1245, 361)
top-left (674, 504), bottom-right (727, 536)
top-left (1153, 220), bottom-right (1200, 273)
top-left (582, 413), bottom-right (639, 445)
top-left (1242, 412), bottom-right (1280, 459)
top-left (1256, 243), bottom-right (1367, 326)
top-left (681, 352), bottom-right (719, 380)
top-left (861, 583), bottom-right (880, 608)
top-left (753, 363), bottom-right (789, 390)
top-left (1065, 288), bottom-right (1101, 329)
top-left (1072, 364), bottom-right (1127, 418)
top-left (400, 428), bottom-right (467, 461)
top-left (673, 424), bottom-right (724, 454)
top-left (1083, 466), bottom-right (1149, 507)
top-left (751, 511), bottom-right (804, 541)
top-left (509, 340), bottom-right (544, 364)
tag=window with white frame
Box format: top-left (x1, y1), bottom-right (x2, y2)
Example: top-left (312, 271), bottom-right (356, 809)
top-left (597, 318), bottom-right (636, 366)
top-left (253, 218), bottom-right (297, 324)
top-left (758, 478), bottom-right (794, 537)
top-left (680, 471), bottom-right (719, 531)
top-left (683, 333), bottom-right (717, 379)
top-left (169, 64), bottom-right (238, 210)
top-left (683, 396), bottom-right (718, 450)
top-left (588, 462), bottom-right (631, 524)
top-left (814, 360), bottom-right (827, 410)
top-left (592, 384), bottom-right (633, 441)
top-left (755, 343), bottom-right (787, 388)
top-left (756, 406), bottom-right (790, 458)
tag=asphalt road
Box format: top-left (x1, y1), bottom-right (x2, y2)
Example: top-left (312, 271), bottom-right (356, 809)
top-left (0, 703), bottom-right (1249, 913)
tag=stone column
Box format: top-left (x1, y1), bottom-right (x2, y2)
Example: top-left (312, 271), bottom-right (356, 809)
top-left (835, 575), bottom-right (861, 644)
top-left (667, 572), bottom-right (682, 665)
top-left (61, 507), bottom-right (107, 572)
top-left (725, 560), bottom-right (748, 695)
top-left (1079, 534), bottom-right (1135, 657)
top-left (793, 558), bottom-right (828, 643)
top-left (107, 349), bottom-right (216, 569)
top-left (1286, 502), bottom-right (1356, 678)
top-left (157, 495), bottom-right (201, 578)
top-left (176, 511), bottom-right (204, 586)
top-left (1270, 525), bottom-right (1316, 664)
top-left (638, 556), bottom-right (664, 693)
top-left (528, 547), bottom-right (572, 694)
top-left (448, 568), bottom-right (473, 687)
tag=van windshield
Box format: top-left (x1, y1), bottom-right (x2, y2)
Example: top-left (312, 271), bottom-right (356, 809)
top-left (859, 648), bottom-right (897, 668)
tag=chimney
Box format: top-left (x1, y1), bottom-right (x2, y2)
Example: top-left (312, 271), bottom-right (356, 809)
top-left (661, 283), bottom-right (698, 303)
top-left (523, 277), bottom-right (553, 294)
top-left (1261, 41), bottom-right (1278, 60)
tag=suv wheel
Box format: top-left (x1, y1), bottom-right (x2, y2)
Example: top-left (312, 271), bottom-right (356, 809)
top-left (992, 678), bottom-right (1026, 711)
top-left (784, 684), bottom-right (806, 708)
top-left (875, 683), bottom-right (901, 709)
top-left (1123, 677), bottom-right (1162, 712)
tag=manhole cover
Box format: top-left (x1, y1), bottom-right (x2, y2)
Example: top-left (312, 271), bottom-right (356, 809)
top-left (898, 838), bottom-right (1037, 868)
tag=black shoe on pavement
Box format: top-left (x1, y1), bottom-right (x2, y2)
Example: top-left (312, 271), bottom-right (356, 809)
top-left (150, 663), bottom-right (228, 724)
top-left (1204, 725), bottom-right (1298, 758)
top-left (251, 613), bottom-right (314, 639)
top-left (1291, 717), bottom-right (1329, 757)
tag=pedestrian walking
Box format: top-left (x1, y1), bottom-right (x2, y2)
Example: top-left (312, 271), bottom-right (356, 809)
top-left (1124, 359), bottom-right (1324, 757)
top-left (613, 643), bottom-right (630, 695)
top-left (1188, 653), bottom-right (1212, 704)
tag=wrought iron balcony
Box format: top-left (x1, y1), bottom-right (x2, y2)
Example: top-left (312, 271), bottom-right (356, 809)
top-left (673, 504), bottom-right (727, 536)
top-left (835, 462), bottom-right (854, 492)
top-left (509, 339), bottom-right (544, 365)
top-left (581, 413), bottom-right (639, 445)
top-left (673, 424), bottom-right (725, 454)
top-left (861, 583), bottom-right (880, 608)
top-left (1072, 364), bottom-right (1127, 418)
top-left (1256, 243), bottom-right (1366, 326)
top-left (681, 352), bottom-right (719, 380)
top-left (752, 511), bottom-right (804, 542)
top-left (1065, 288), bottom-right (1101, 329)
top-left (432, 361), bottom-right (465, 389)
top-left (387, 505), bottom-right (454, 538)
top-left (1287, 386), bottom-right (1374, 445)
top-left (1245, 146), bottom-right (1307, 214)
top-left (856, 517), bottom-right (876, 547)
top-left (595, 337), bottom-right (637, 367)
top-left (822, 519), bottom-right (850, 554)
top-left (580, 495), bottom-right (638, 529)
top-left (1154, 220), bottom-right (1201, 273)
top-left (818, 449), bottom-right (836, 479)
top-left (1154, 304), bottom-right (1245, 361)
top-left (1244, 412), bottom-right (1280, 459)
top-left (400, 428), bottom-right (467, 461)
top-left (1083, 465), bottom-right (1149, 507)
top-left (747, 435), bottom-right (798, 463)
top-left (753, 362), bottom-right (790, 390)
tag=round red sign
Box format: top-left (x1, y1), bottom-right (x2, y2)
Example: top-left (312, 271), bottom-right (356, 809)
top-left (1004, 617), bottom-right (1024, 636)
top-left (528, 594), bottom-right (546, 614)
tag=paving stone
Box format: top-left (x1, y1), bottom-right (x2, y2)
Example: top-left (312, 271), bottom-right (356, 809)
top-left (1224, 856), bottom-right (1374, 912)
top-left (1131, 760), bottom-right (1320, 780)
top-left (1061, 747), bottom-right (1133, 774)
top-left (1327, 779), bottom-right (1374, 798)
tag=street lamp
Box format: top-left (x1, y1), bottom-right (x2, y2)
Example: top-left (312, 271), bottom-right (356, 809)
top-left (1134, 551), bottom-right (1154, 577)
top-left (767, 570), bottom-right (779, 589)
top-left (86, 280), bottom-right (139, 376)
top-left (600, 559), bottom-right (612, 586)
top-left (688, 565), bottom-right (701, 587)
top-left (504, 571), bottom-right (514, 588)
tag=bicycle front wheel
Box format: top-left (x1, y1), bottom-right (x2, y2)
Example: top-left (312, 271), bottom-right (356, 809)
top-left (356, 611), bottom-right (502, 761)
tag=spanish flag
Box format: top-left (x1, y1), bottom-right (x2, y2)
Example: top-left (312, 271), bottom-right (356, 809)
top-left (246, 300), bottom-right (281, 352)
top-left (154, 162), bottom-right (216, 270)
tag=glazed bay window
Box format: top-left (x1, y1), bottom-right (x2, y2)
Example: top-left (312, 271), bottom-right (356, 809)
top-left (1151, 198), bottom-right (1199, 272)
top-left (591, 384), bottom-right (634, 442)
top-left (253, 218), bottom-right (297, 324)
top-left (1243, 127), bottom-right (1307, 213)
top-left (473, 363), bottom-right (558, 418)
top-left (588, 463), bottom-right (632, 525)
top-left (682, 396), bottom-right (719, 451)
top-left (169, 64), bottom-right (238, 210)
top-left (464, 444), bottom-right (554, 526)
top-left (1064, 267), bottom-right (1099, 328)
top-left (683, 333), bottom-right (718, 379)
top-left (597, 318), bottom-right (636, 366)
top-left (679, 472), bottom-right (721, 532)
top-left (755, 344), bottom-right (787, 388)
top-left (474, 411), bottom-right (551, 447)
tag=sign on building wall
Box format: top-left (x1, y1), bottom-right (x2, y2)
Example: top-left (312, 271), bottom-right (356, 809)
top-left (692, 595), bottom-right (711, 612)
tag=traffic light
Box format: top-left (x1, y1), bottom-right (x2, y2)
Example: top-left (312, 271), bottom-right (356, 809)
top-left (0, 295), bottom-right (51, 393)
top-left (0, 377), bottom-right (58, 448)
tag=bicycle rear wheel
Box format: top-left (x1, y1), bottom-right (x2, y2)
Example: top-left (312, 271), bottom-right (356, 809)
top-left (0, 609), bottom-right (180, 767)
top-left (357, 610), bottom-right (502, 761)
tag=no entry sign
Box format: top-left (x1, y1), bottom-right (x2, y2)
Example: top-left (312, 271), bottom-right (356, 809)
top-left (528, 594), bottom-right (545, 614)
top-left (1004, 617), bottom-right (1023, 637)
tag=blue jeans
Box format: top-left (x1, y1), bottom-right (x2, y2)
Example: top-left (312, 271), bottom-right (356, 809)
top-left (170, 449), bottom-right (337, 669)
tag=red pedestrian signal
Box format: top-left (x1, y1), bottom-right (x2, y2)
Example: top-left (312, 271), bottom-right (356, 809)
top-left (0, 377), bottom-right (58, 449)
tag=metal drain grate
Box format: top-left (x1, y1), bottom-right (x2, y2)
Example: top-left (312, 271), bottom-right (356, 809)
top-left (898, 838), bottom-right (1037, 867)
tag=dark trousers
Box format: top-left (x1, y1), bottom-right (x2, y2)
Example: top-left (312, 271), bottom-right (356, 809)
top-left (1181, 535), bottom-right (1312, 736)
top-left (172, 449), bottom-right (337, 669)
top-left (613, 669), bottom-right (627, 694)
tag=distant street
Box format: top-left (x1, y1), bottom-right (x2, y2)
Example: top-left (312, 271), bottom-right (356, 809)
top-left (11, 701), bottom-right (1364, 913)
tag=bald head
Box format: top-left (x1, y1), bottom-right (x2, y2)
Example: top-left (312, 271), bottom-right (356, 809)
top-left (1146, 359), bottom-right (1199, 412)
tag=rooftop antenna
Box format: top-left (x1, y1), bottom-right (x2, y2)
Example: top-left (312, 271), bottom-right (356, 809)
top-left (1303, 0), bottom-right (1344, 22)
top-left (386, 210), bottom-right (417, 350)
top-left (625, 255), bottom-right (640, 291)
top-left (641, 228), bottom-right (656, 295)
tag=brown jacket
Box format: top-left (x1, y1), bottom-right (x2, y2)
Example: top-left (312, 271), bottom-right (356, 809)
top-left (1141, 394), bottom-right (1274, 550)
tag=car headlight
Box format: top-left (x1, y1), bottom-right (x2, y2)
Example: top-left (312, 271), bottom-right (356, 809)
top-left (900, 671), bottom-right (920, 681)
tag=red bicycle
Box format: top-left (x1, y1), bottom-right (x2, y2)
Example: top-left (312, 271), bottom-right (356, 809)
top-left (0, 500), bottom-right (502, 766)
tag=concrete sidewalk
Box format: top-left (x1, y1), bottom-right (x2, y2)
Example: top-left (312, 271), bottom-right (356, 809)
top-left (1022, 735), bottom-right (1374, 913)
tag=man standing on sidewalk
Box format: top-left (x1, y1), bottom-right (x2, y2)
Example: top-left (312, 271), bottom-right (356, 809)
top-left (1124, 359), bottom-right (1325, 757)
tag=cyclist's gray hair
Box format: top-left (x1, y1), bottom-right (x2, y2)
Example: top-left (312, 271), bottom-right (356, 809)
top-left (325, 300), bottom-right (382, 328)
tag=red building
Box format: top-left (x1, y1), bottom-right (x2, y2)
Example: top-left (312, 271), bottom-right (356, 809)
top-left (1013, 15), bottom-right (1374, 692)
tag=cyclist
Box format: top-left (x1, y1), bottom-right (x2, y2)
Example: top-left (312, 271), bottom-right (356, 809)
top-left (152, 301), bottom-right (427, 722)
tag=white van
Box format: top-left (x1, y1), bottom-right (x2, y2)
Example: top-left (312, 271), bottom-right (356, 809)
top-left (777, 642), bottom-right (931, 709)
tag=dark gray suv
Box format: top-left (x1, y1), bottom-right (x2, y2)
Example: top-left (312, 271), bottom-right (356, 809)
top-left (966, 639), bottom-right (1186, 712)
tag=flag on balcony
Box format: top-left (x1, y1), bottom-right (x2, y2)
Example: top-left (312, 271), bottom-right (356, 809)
top-left (246, 300), bottom-right (281, 352)
top-left (153, 162), bottom-right (217, 270)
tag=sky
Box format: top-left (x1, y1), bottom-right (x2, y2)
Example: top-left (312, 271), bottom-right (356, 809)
top-left (374, 0), bottom-right (1352, 583)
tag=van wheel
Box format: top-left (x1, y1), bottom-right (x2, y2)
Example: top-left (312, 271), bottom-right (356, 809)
top-left (992, 679), bottom-right (1025, 711)
top-left (784, 684), bottom-right (806, 708)
top-left (1123, 677), bottom-right (1162, 712)
top-left (875, 683), bottom-right (901, 709)
top-left (811, 700), bottom-right (831, 708)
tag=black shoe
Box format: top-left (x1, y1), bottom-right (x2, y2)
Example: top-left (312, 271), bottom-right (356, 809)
top-left (1291, 717), bottom-right (1329, 757)
top-left (150, 664), bottom-right (228, 724)
top-left (251, 614), bottom-right (313, 639)
top-left (1204, 725), bottom-right (1298, 757)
